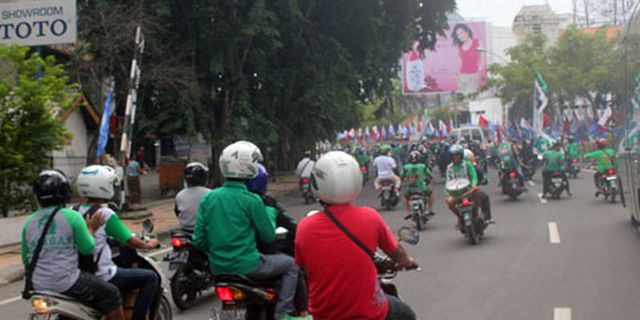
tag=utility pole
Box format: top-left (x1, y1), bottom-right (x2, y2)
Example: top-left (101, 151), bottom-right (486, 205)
top-left (120, 26), bottom-right (145, 210)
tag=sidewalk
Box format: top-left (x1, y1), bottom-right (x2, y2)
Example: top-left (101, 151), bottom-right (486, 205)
top-left (0, 173), bottom-right (299, 286)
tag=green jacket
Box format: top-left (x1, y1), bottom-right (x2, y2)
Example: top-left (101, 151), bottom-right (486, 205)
top-left (193, 181), bottom-right (275, 275)
top-left (402, 163), bottom-right (431, 193)
top-left (544, 150), bottom-right (565, 171)
top-left (356, 153), bottom-right (370, 167)
top-left (584, 149), bottom-right (616, 173)
top-left (565, 143), bottom-right (581, 159)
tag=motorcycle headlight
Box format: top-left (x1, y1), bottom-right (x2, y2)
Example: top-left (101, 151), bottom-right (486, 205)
top-left (32, 298), bottom-right (57, 314)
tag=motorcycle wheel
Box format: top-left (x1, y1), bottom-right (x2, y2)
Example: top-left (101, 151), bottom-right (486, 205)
top-left (415, 212), bottom-right (424, 231)
top-left (468, 223), bottom-right (480, 245)
top-left (154, 295), bottom-right (173, 320)
top-left (610, 188), bottom-right (617, 203)
top-left (171, 265), bottom-right (198, 310)
top-left (509, 192), bottom-right (518, 201)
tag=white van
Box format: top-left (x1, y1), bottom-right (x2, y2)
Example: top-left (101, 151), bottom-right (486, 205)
top-left (449, 125), bottom-right (495, 144)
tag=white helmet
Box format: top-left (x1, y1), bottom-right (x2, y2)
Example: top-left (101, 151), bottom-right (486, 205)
top-left (463, 149), bottom-right (474, 161)
top-left (311, 151), bottom-right (362, 205)
top-left (77, 165), bottom-right (119, 200)
top-left (219, 141), bottom-right (263, 179)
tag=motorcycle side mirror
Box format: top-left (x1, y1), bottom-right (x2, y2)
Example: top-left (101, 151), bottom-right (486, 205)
top-left (142, 219), bottom-right (154, 234)
top-left (398, 226), bottom-right (420, 245)
top-left (275, 227), bottom-right (289, 240)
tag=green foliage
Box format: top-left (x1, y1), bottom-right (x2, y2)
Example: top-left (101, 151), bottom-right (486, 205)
top-left (0, 45), bottom-right (76, 216)
top-left (487, 26), bottom-right (639, 122)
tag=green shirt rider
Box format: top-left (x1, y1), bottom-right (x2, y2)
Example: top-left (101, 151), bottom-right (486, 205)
top-left (444, 144), bottom-right (480, 229)
top-left (584, 138), bottom-right (617, 197)
top-left (402, 151), bottom-right (435, 217)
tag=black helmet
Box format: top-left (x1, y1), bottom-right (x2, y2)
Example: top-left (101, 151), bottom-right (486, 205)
top-left (184, 162), bottom-right (209, 187)
top-left (33, 170), bottom-right (72, 207)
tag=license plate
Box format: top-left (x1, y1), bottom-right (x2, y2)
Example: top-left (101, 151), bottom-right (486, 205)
top-left (29, 314), bottom-right (59, 320)
top-left (607, 176), bottom-right (617, 181)
top-left (552, 178), bottom-right (562, 183)
top-left (167, 251), bottom-right (188, 263)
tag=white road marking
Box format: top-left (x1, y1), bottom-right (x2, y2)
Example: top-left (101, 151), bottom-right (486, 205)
top-left (0, 247), bottom-right (175, 308)
top-left (528, 180), bottom-right (536, 187)
top-left (549, 222), bottom-right (561, 244)
top-left (0, 295), bottom-right (21, 307)
top-left (554, 307), bottom-right (572, 320)
top-left (538, 193), bottom-right (548, 204)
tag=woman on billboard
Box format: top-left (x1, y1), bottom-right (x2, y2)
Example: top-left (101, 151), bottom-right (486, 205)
top-left (452, 23), bottom-right (483, 94)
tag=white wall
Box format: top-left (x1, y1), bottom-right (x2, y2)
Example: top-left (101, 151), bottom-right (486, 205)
top-left (52, 110), bottom-right (89, 179)
top-left (489, 26), bottom-right (517, 65)
top-left (469, 97), bottom-right (504, 125)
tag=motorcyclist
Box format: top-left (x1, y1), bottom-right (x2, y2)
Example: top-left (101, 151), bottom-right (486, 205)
top-left (193, 141), bottom-right (299, 320)
top-left (175, 162), bottom-right (211, 232)
top-left (75, 165), bottom-right (160, 320)
top-left (564, 137), bottom-right (581, 168)
top-left (584, 138), bottom-right (617, 197)
top-left (401, 151), bottom-right (435, 218)
top-left (497, 139), bottom-right (525, 186)
top-left (296, 150), bottom-right (315, 187)
top-left (246, 163), bottom-right (309, 317)
top-left (355, 147), bottom-right (371, 174)
top-left (295, 151), bottom-right (417, 320)
top-left (464, 148), bottom-right (494, 224)
top-left (541, 142), bottom-right (572, 198)
top-left (445, 145), bottom-right (483, 229)
top-left (373, 144), bottom-right (402, 193)
top-left (22, 170), bottom-right (125, 320)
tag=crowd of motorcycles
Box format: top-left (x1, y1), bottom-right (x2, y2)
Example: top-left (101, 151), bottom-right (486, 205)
top-left (27, 141), bottom-right (620, 320)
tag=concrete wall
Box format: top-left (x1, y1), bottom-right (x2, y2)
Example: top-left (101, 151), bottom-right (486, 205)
top-left (52, 110), bottom-right (90, 179)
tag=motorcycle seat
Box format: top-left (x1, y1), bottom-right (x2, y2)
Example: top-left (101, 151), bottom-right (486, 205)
top-left (214, 274), bottom-right (279, 288)
top-left (171, 231), bottom-right (193, 239)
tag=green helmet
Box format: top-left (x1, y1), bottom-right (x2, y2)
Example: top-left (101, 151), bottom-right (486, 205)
top-left (409, 151), bottom-right (421, 163)
top-left (379, 144), bottom-right (391, 154)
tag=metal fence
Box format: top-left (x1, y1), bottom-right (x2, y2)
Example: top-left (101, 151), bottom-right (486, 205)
top-left (51, 156), bottom-right (93, 181)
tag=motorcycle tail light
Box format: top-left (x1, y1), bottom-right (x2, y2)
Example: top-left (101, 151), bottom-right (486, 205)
top-left (32, 298), bottom-right (52, 314)
top-left (361, 166), bottom-right (366, 171)
top-left (554, 171), bottom-right (561, 176)
top-left (608, 169), bottom-right (615, 175)
top-left (171, 237), bottom-right (183, 249)
top-left (461, 198), bottom-right (471, 207)
top-left (264, 288), bottom-right (278, 302)
top-left (302, 178), bottom-right (309, 184)
top-left (572, 159), bottom-right (577, 164)
top-left (509, 172), bottom-right (517, 179)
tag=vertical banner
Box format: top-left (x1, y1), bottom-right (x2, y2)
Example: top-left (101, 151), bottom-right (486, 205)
top-left (96, 79), bottom-right (114, 157)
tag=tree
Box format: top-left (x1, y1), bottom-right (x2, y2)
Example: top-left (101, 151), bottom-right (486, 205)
top-left (0, 46), bottom-right (76, 216)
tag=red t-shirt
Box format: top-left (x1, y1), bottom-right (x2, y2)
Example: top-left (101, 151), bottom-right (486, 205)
top-left (459, 38), bottom-right (480, 74)
top-left (295, 204), bottom-right (398, 320)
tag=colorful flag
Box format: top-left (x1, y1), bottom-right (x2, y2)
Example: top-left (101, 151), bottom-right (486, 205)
top-left (439, 120), bottom-right (448, 138)
top-left (478, 115), bottom-right (489, 128)
top-left (96, 88), bottom-right (114, 157)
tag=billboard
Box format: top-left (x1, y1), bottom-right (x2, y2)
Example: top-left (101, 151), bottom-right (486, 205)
top-left (402, 21), bottom-right (487, 95)
top-left (0, 0), bottom-right (77, 46)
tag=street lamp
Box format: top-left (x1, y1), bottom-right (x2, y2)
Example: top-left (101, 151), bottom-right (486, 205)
top-left (476, 48), bottom-right (510, 65)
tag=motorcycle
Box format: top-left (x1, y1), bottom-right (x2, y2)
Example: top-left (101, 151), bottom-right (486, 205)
top-left (209, 228), bottom-right (298, 320)
top-left (164, 230), bottom-right (214, 310)
top-left (360, 165), bottom-right (369, 185)
top-left (28, 219), bottom-right (173, 320)
top-left (300, 178), bottom-right (315, 205)
top-left (599, 168), bottom-right (619, 203)
top-left (407, 194), bottom-right (429, 231)
top-left (379, 179), bottom-right (399, 210)
top-left (209, 227), bottom-right (420, 320)
top-left (447, 179), bottom-right (487, 245)
top-left (567, 158), bottom-right (581, 179)
top-left (476, 159), bottom-right (489, 186)
top-left (547, 170), bottom-right (567, 199)
top-left (501, 170), bottom-right (524, 201)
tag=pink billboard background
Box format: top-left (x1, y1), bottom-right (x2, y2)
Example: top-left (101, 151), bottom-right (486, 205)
top-left (402, 21), bottom-right (487, 94)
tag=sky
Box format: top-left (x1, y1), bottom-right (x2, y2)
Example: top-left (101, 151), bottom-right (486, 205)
top-left (455, 0), bottom-right (574, 26)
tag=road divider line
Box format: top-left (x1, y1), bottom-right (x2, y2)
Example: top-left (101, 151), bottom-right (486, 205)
top-left (538, 193), bottom-right (548, 204)
top-left (0, 295), bottom-right (20, 307)
top-left (554, 307), bottom-right (571, 320)
top-left (548, 222), bottom-right (561, 244)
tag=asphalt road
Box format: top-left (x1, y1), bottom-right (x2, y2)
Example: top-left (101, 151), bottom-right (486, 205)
top-left (3, 167), bottom-right (640, 320)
